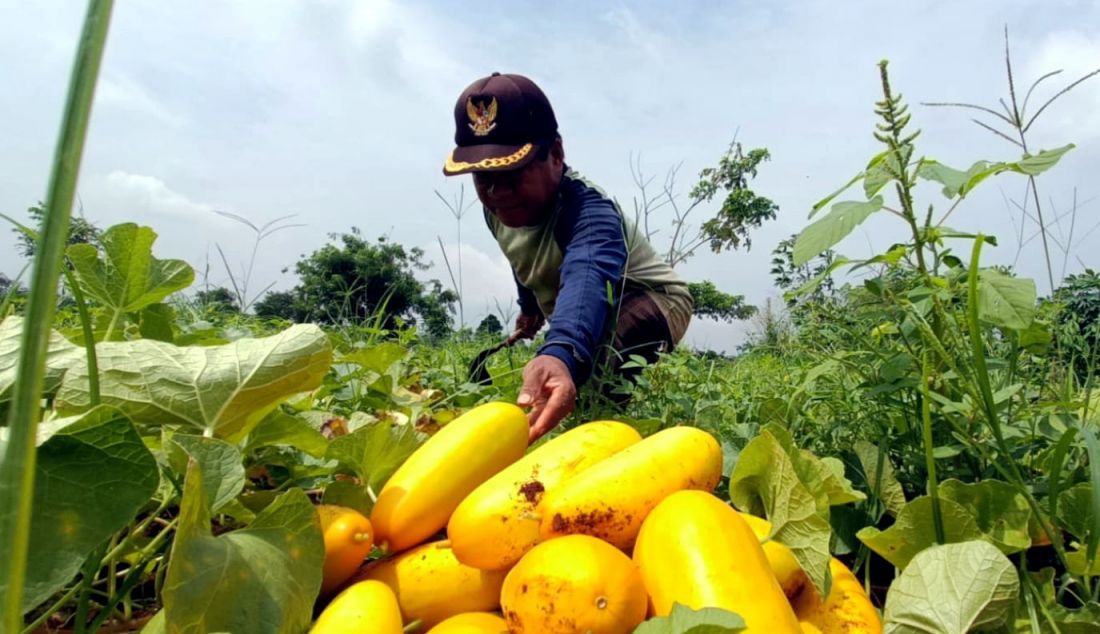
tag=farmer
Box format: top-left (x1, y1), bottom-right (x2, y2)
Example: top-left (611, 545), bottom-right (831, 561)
top-left (442, 72), bottom-right (693, 443)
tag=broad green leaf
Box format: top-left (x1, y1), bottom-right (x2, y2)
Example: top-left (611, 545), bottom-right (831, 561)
top-left (810, 169), bottom-right (868, 217)
top-left (917, 159), bottom-right (996, 198)
top-left (883, 541), bottom-right (1018, 633)
top-left (322, 480), bottom-right (375, 516)
top-left (167, 434), bottom-right (245, 513)
top-left (978, 269), bottom-right (1036, 330)
top-left (1057, 484), bottom-right (1093, 542)
top-left (1009, 144), bottom-right (1075, 176)
top-left (162, 461), bottom-right (323, 634)
top-left (243, 410), bottom-right (329, 459)
top-left (140, 610), bottom-right (166, 634)
top-left (0, 315), bottom-right (82, 416)
top-left (326, 419), bottom-right (425, 493)
top-left (55, 324), bottom-right (332, 441)
top-left (765, 424), bottom-right (865, 509)
top-left (633, 602), bottom-right (746, 633)
top-left (939, 479), bottom-right (1031, 554)
top-left (729, 431), bottom-right (832, 597)
top-left (857, 497), bottom-right (984, 569)
top-left (1018, 319), bottom-right (1053, 354)
top-left (793, 197), bottom-right (884, 266)
top-left (783, 256), bottom-right (851, 302)
top-left (67, 223), bottom-right (194, 333)
top-left (863, 152), bottom-right (894, 199)
top-left (139, 303), bottom-right (176, 342)
top-left (1067, 547), bottom-right (1100, 576)
top-left (9, 406), bottom-right (158, 614)
top-left (341, 341), bottom-right (407, 375)
top-left (854, 441), bottom-right (906, 517)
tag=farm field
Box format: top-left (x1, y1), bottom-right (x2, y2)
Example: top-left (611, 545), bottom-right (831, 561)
top-left (2, 2), bottom-right (1099, 634)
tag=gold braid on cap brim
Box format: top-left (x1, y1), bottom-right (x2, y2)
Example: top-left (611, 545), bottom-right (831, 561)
top-left (444, 143), bottom-right (533, 173)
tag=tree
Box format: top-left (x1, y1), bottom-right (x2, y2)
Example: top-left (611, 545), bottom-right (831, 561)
top-left (195, 287), bottom-right (239, 312)
top-left (261, 229), bottom-right (458, 334)
top-left (687, 281), bottom-right (756, 322)
top-left (476, 314), bottom-right (504, 337)
top-left (628, 140), bottom-right (779, 326)
top-left (15, 200), bottom-right (102, 258)
top-left (1050, 269), bottom-right (1100, 381)
top-left (253, 290), bottom-right (301, 321)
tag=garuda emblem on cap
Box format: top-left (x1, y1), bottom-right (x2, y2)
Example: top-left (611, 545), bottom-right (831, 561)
top-left (467, 97), bottom-right (497, 136)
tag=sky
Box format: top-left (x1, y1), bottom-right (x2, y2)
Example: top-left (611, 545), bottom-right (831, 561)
top-left (2, 0), bottom-right (1098, 352)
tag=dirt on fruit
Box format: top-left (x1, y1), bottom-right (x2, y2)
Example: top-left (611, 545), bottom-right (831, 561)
top-left (519, 480), bottom-right (545, 504)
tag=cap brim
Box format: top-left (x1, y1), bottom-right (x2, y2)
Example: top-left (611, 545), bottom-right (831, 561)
top-left (442, 142), bottom-right (538, 176)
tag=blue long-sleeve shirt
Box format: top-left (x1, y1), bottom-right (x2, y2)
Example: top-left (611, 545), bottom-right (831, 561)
top-left (484, 166), bottom-right (688, 386)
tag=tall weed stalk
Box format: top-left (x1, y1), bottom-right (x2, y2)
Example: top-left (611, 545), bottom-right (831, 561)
top-left (0, 1), bottom-right (113, 631)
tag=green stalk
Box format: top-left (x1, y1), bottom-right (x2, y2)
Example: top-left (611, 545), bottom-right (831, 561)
top-left (919, 351), bottom-right (945, 544)
top-left (62, 267), bottom-right (99, 405)
top-left (0, 2), bottom-right (114, 631)
top-left (966, 236), bottom-right (1072, 575)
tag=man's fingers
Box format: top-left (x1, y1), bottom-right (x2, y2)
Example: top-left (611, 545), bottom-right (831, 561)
top-left (516, 364), bottom-right (547, 407)
top-left (529, 386), bottom-right (574, 442)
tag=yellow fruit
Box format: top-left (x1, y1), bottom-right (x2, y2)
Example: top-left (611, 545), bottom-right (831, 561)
top-left (800, 622), bottom-right (824, 634)
top-left (448, 420), bottom-right (642, 570)
top-left (371, 401), bottom-right (528, 552)
top-left (501, 534), bottom-right (648, 634)
top-left (426, 612), bottom-right (510, 634)
top-left (738, 511), bottom-right (808, 599)
top-left (633, 490), bottom-right (802, 633)
top-left (315, 504), bottom-right (374, 597)
top-left (538, 425), bottom-right (722, 550)
top-left (791, 558), bottom-right (882, 634)
top-left (351, 539), bottom-right (507, 629)
top-left (310, 579), bottom-right (403, 634)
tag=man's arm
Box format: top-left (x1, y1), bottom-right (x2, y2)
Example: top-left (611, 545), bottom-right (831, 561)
top-left (536, 189), bottom-right (628, 386)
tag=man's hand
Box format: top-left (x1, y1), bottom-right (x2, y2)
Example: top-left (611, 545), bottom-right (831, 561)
top-left (516, 354), bottom-right (576, 443)
top-left (515, 312), bottom-right (545, 340)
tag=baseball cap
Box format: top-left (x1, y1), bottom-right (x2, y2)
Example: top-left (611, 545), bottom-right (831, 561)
top-left (442, 72), bottom-right (559, 176)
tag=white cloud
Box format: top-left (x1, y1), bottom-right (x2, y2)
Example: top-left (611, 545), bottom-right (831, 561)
top-left (95, 73), bottom-right (184, 127)
top-left (420, 240), bottom-right (517, 329)
top-left (102, 171), bottom-right (217, 219)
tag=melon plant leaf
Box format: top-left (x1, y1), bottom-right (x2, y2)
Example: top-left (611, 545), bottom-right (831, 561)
top-left (633, 602), bottom-right (746, 634)
top-left (341, 341), bottom-right (407, 375)
top-left (162, 460), bottom-right (323, 634)
top-left (857, 497), bottom-right (984, 569)
top-left (883, 541), bottom-right (1018, 634)
top-left (66, 223), bottom-right (194, 333)
top-left (243, 410), bottom-right (329, 459)
top-left (978, 269), bottom-right (1036, 330)
top-left (0, 315), bottom-right (82, 417)
top-left (854, 440), bottom-right (906, 517)
top-left (729, 430), bottom-right (832, 597)
top-left (1059, 484), bottom-right (1094, 544)
top-left (326, 419), bottom-right (425, 494)
top-left (55, 324), bottom-right (333, 441)
top-left (167, 434), bottom-right (246, 514)
top-left (937, 479), bottom-right (1031, 555)
top-left (793, 196), bottom-right (883, 266)
top-left (8, 406), bottom-right (158, 614)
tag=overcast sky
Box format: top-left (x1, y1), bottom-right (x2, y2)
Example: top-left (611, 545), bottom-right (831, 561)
top-left (2, 1), bottom-right (1098, 352)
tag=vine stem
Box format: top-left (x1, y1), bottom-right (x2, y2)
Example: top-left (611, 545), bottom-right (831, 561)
top-left (0, 2), bottom-right (114, 631)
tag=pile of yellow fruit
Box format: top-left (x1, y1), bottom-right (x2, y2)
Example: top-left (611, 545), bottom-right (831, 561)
top-left (307, 402), bottom-right (883, 634)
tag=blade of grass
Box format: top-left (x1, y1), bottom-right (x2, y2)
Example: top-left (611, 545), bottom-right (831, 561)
top-left (1081, 427), bottom-right (1100, 571)
top-left (0, 1), bottom-right (114, 630)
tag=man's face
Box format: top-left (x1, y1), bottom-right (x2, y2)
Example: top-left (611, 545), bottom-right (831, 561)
top-left (473, 139), bottom-right (564, 227)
